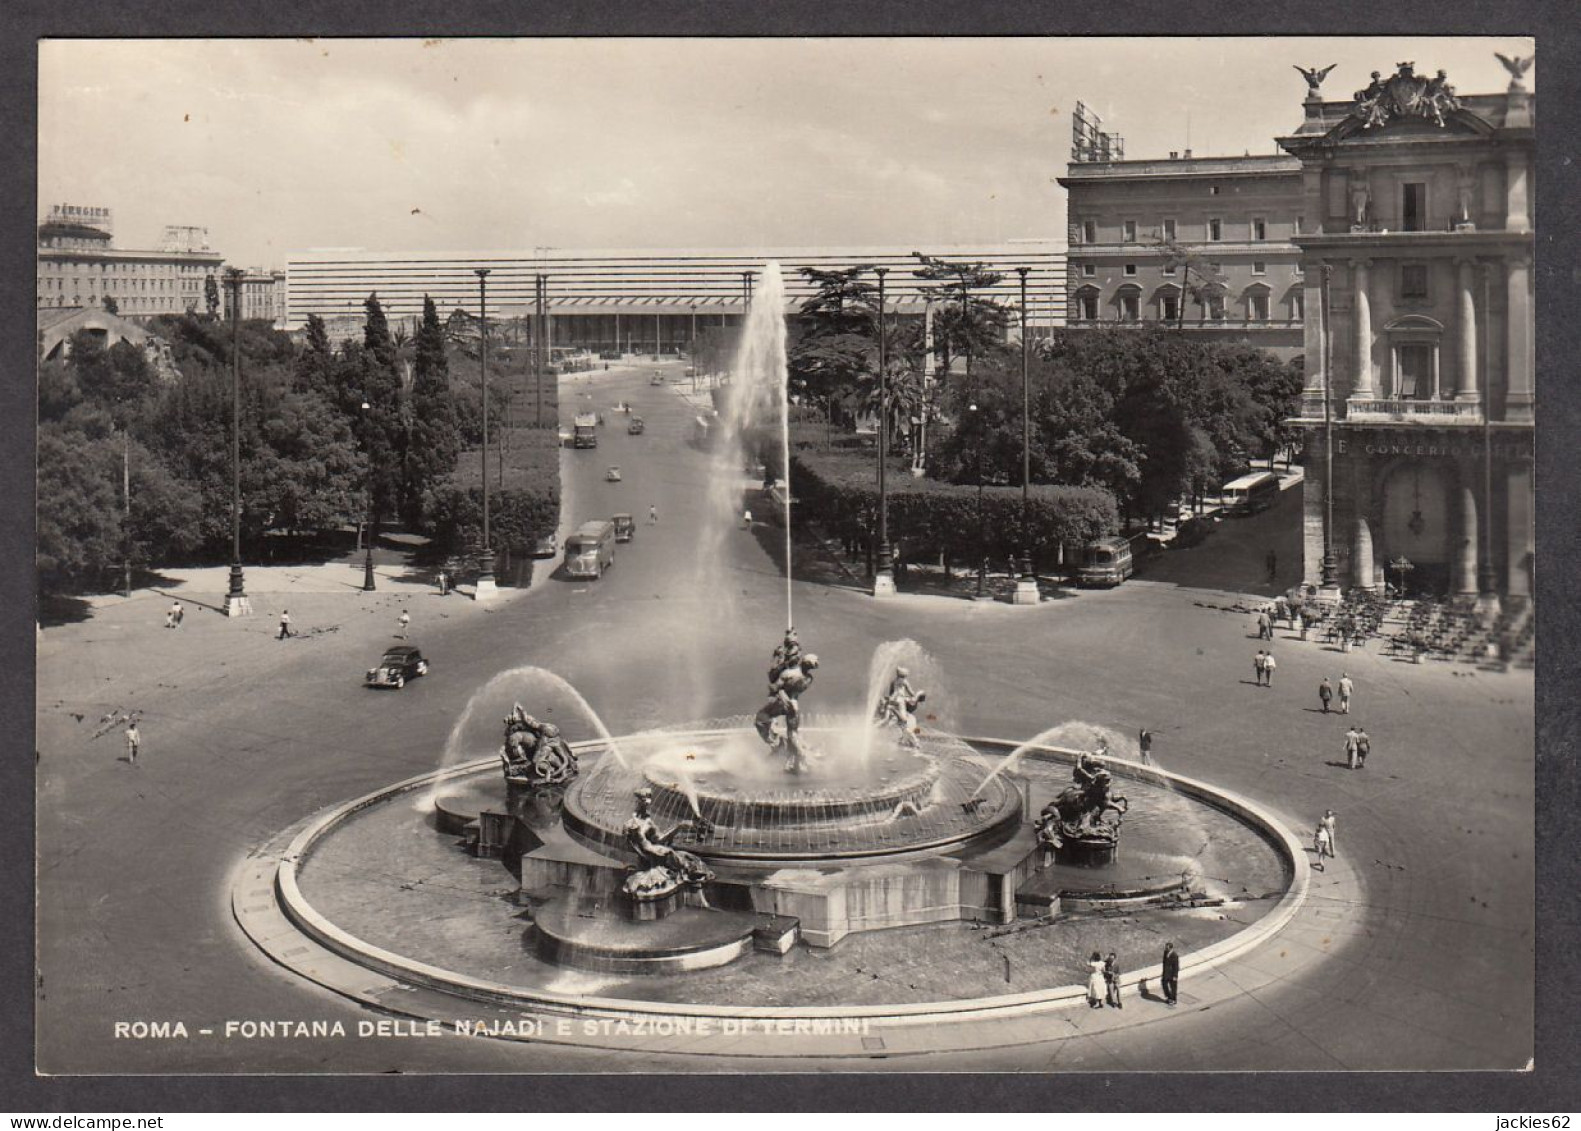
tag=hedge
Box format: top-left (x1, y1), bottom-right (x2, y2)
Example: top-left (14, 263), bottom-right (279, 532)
top-left (790, 449), bottom-right (1117, 569)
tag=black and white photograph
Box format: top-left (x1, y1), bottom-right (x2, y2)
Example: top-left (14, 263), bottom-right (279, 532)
top-left (19, 23), bottom-right (1575, 1104)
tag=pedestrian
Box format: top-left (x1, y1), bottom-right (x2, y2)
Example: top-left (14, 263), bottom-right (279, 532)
top-left (1322, 809), bottom-right (1338, 856)
top-left (1274, 594), bottom-right (1289, 625)
top-left (437, 570), bottom-right (448, 597)
top-left (172, 603), bottom-right (184, 628)
top-left (1262, 651), bottom-right (1277, 687)
top-left (277, 609), bottom-right (292, 640)
top-left (1253, 650), bottom-right (1267, 686)
top-left (164, 605), bottom-right (175, 630)
top-left (1344, 725), bottom-right (1360, 770)
top-left (1104, 952), bottom-right (1123, 1009)
top-left (398, 609), bottom-right (411, 640)
top-left (1355, 726), bottom-right (1370, 769)
top-left (125, 720), bottom-right (141, 766)
top-left (1086, 952), bottom-right (1106, 1009)
top-left (649, 504), bottom-right (659, 524)
top-left (1338, 672), bottom-right (1354, 714)
top-left (1266, 549), bottom-right (1278, 582)
top-left (1257, 609), bottom-right (1272, 640)
top-left (1318, 676), bottom-right (1334, 713)
top-left (743, 508), bottom-right (753, 529)
top-left (1138, 728), bottom-right (1154, 767)
top-left (1161, 941), bottom-right (1180, 1006)
top-left (1314, 821), bottom-right (1333, 868)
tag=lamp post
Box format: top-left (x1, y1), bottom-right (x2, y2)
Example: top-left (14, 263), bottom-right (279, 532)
top-left (360, 398), bottom-right (376, 591)
top-left (1476, 263), bottom-right (1500, 619)
top-left (873, 267), bottom-right (896, 597)
top-left (1319, 262), bottom-right (1338, 591)
top-left (690, 303), bottom-right (698, 393)
top-left (969, 399), bottom-right (987, 600)
top-left (535, 274), bottom-right (547, 428)
top-left (223, 269), bottom-right (250, 616)
top-left (475, 269), bottom-right (498, 600)
top-left (1013, 266), bottom-right (1038, 604)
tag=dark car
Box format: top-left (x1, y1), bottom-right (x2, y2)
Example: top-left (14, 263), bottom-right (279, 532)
top-left (532, 532), bottom-right (559, 559)
top-left (365, 645), bottom-right (429, 689)
top-left (627, 418), bottom-right (645, 435)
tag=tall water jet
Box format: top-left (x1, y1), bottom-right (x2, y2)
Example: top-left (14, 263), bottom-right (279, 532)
top-left (701, 262), bottom-right (793, 631)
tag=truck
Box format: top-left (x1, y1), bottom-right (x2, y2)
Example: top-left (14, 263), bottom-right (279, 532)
top-left (573, 413), bottom-right (598, 449)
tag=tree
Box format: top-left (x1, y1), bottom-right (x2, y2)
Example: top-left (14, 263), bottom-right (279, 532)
top-left (292, 313), bottom-right (337, 403)
top-left (787, 265), bottom-right (879, 414)
top-left (1154, 237), bottom-right (1228, 326)
top-left (911, 254), bottom-right (1009, 380)
top-left (101, 294), bottom-right (118, 315)
top-left (204, 273), bottom-right (220, 319)
top-left (403, 296), bottom-right (462, 524)
top-left (359, 293), bottom-right (407, 525)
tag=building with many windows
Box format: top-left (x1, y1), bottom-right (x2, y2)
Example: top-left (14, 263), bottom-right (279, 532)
top-left (1279, 60), bottom-right (1535, 602)
top-left (1058, 153), bottom-right (1305, 360)
top-left (35, 205), bottom-right (225, 318)
top-left (283, 243), bottom-right (1067, 347)
top-left (223, 268), bottom-right (288, 326)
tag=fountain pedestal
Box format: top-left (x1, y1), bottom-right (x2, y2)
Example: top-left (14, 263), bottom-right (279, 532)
top-left (872, 570), bottom-right (897, 598)
top-left (1012, 576), bottom-right (1040, 605)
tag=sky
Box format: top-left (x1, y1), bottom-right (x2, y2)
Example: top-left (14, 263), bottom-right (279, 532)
top-left (38, 36), bottom-right (1534, 270)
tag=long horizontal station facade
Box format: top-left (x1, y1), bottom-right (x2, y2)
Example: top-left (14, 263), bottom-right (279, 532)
top-left (284, 243), bottom-right (1067, 349)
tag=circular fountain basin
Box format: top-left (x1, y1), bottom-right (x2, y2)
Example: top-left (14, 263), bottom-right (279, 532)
top-left (565, 723), bottom-right (1022, 864)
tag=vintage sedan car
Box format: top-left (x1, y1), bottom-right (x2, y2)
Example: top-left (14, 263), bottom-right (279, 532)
top-left (365, 645), bottom-right (429, 689)
top-left (649, 373), bottom-right (665, 386)
top-left (627, 418), bottom-right (645, 435)
top-left (532, 532), bottom-right (559, 559)
top-left (605, 465), bottom-right (622, 482)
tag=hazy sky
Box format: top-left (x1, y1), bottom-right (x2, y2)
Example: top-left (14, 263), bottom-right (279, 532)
top-left (38, 37), bottom-right (1533, 269)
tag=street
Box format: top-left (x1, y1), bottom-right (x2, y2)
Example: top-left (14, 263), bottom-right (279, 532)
top-left (35, 360), bottom-right (1534, 1074)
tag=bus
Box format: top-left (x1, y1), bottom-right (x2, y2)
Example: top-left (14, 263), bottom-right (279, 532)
top-left (565, 520), bottom-right (616, 579)
top-left (1222, 471), bottom-right (1281, 515)
top-left (1078, 537), bottom-right (1135, 588)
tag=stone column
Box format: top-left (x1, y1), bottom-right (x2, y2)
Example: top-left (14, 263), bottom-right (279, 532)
top-left (1350, 259), bottom-right (1373, 400)
top-left (1453, 481), bottom-right (1479, 596)
top-left (1505, 255), bottom-right (1534, 421)
top-left (1507, 458), bottom-right (1533, 599)
top-left (1351, 514), bottom-right (1375, 591)
top-left (1506, 150), bottom-right (1531, 233)
top-left (1455, 259), bottom-right (1478, 403)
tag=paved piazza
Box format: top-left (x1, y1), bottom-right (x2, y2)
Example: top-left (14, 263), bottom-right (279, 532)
top-left (31, 362), bottom-right (1536, 1073)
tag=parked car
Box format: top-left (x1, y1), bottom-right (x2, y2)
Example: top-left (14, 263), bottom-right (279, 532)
top-left (606, 466), bottom-right (622, 482)
top-left (365, 645), bottom-right (429, 689)
top-left (532, 533), bottom-right (559, 559)
top-left (612, 513), bottom-right (635, 542)
top-left (628, 418), bottom-right (645, 435)
top-left (649, 373), bottom-right (665, 386)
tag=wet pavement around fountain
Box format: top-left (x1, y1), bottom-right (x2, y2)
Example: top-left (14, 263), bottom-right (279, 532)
top-left (296, 755), bottom-right (1288, 1007)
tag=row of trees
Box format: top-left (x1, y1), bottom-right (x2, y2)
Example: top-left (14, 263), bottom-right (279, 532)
top-left (784, 257), bottom-right (1304, 531)
top-left (38, 293), bottom-right (552, 594)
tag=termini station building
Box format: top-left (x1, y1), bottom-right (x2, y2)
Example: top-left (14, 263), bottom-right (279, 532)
top-left (1279, 60), bottom-right (1535, 602)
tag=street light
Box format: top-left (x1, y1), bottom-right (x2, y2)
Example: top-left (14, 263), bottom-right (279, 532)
top-left (1319, 262), bottom-right (1337, 590)
top-left (475, 268), bottom-right (498, 600)
top-left (970, 399), bottom-right (987, 600)
top-left (1013, 266), bottom-right (1037, 604)
top-left (223, 269), bottom-right (250, 616)
top-left (360, 398), bottom-right (376, 592)
top-left (690, 303), bottom-right (698, 393)
top-left (873, 267), bottom-right (895, 597)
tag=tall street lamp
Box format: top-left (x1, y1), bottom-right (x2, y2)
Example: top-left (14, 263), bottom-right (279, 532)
top-left (1319, 262), bottom-right (1337, 591)
top-left (970, 398), bottom-right (987, 600)
top-left (223, 269), bottom-right (251, 616)
top-left (690, 303), bottom-right (698, 393)
top-left (360, 398), bottom-right (376, 591)
top-left (1013, 266), bottom-right (1038, 604)
top-left (873, 267), bottom-right (896, 597)
top-left (475, 268), bottom-right (498, 600)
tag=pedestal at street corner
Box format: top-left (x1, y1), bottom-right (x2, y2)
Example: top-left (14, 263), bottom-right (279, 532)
top-left (872, 570), bottom-right (896, 598)
top-left (1012, 576), bottom-right (1040, 605)
top-left (223, 564), bottom-right (252, 617)
top-left (474, 549), bottom-right (499, 601)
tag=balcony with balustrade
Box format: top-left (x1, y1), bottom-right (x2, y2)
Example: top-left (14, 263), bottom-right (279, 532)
top-left (1345, 397), bottom-right (1483, 425)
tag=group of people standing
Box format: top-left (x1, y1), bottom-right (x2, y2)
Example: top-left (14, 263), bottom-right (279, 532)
top-left (1085, 943), bottom-right (1180, 1009)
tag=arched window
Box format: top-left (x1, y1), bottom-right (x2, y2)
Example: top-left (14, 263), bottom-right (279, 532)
top-left (1074, 284), bottom-right (1100, 322)
top-left (1383, 315), bottom-right (1444, 400)
top-left (1114, 283), bottom-right (1141, 322)
top-left (1152, 282), bottom-right (1182, 323)
top-left (1242, 281), bottom-right (1272, 323)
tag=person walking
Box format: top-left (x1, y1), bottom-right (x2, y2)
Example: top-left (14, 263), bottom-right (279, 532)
top-left (648, 504), bottom-right (659, 525)
top-left (172, 603), bottom-right (184, 628)
top-left (277, 610), bottom-right (292, 640)
top-left (1138, 728), bottom-right (1154, 767)
top-left (743, 507), bottom-right (753, 529)
top-left (437, 570), bottom-right (449, 597)
top-left (125, 720), bottom-right (141, 766)
top-left (397, 609), bottom-right (411, 640)
top-left (164, 604), bottom-right (176, 630)
top-left (1161, 942), bottom-right (1180, 1006)
top-left (1253, 650), bottom-right (1267, 687)
top-left (1262, 651), bottom-right (1277, 688)
top-left (1354, 726), bottom-right (1370, 769)
top-left (1256, 609), bottom-right (1272, 641)
top-left (1314, 821), bottom-right (1334, 869)
top-left (1104, 952), bottom-right (1123, 1009)
top-left (1344, 725), bottom-right (1360, 770)
top-left (1322, 809), bottom-right (1338, 856)
top-left (1338, 672), bottom-right (1354, 714)
top-left (1086, 952), bottom-right (1106, 1009)
top-left (1318, 676), bottom-right (1334, 713)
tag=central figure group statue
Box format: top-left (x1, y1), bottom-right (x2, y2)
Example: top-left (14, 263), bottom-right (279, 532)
top-left (873, 666), bottom-right (927, 749)
top-left (754, 627), bottom-right (820, 774)
top-left (499, 703), bottom-right (579, 787)
top-left (1034, 749), bottom-right (1130, 854)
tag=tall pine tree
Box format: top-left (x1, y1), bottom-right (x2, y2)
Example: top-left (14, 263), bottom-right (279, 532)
top-left (403, 295), bottom-right (461, 525)
top-left (360, 293), bottom-right (406, 526)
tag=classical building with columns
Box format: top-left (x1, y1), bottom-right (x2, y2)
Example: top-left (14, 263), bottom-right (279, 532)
top-left (1278, 60), bottom-right (1534, 602)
